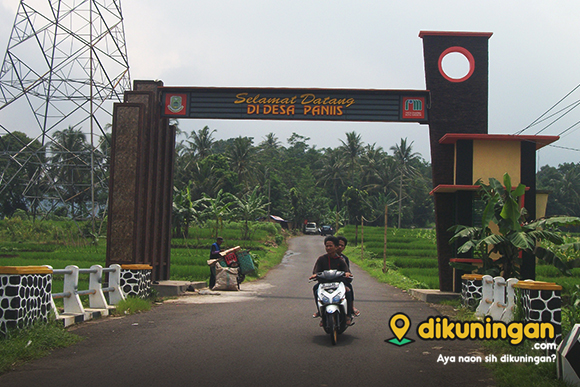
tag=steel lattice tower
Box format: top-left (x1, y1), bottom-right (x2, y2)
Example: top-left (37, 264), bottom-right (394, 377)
top-left (0, 0), bottom-right (130, 227)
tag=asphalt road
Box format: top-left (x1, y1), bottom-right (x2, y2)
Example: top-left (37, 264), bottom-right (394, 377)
top-left (0, 236), bottom-right (495, 387)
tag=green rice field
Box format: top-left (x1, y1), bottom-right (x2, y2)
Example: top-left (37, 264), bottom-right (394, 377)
top-left (338, 225), bottom-right (580, 295)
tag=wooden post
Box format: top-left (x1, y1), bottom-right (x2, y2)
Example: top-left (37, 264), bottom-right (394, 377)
top-left (361, 216), bottom-right (364, 260)
top-left (383, 205), bottom-right (388, 273)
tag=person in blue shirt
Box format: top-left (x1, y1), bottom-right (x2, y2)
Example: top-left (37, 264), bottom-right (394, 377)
top-left (209, 237), bottom-right (223, 288)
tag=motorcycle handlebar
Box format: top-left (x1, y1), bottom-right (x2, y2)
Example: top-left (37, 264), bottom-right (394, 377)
top-left (308, 272), bottom-right (353, 281)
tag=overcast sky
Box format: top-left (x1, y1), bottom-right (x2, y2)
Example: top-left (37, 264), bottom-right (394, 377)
top-left (1, 0), bottom-right (580, 168)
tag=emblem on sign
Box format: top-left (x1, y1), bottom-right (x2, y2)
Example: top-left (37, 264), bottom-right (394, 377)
top-left (168, 95), bottom-right (184, 113)
top-left (402, 97), bottom-right (425, 120)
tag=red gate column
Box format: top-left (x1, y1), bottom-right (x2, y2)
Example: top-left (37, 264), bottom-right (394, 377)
top-left (420, 31), bottom-right (493, 291)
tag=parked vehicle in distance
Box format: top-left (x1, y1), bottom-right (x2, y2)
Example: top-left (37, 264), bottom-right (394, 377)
top-left (319, 225), bottom-right (334, 236)
top-left (305, 222), bottom-right (318, 234)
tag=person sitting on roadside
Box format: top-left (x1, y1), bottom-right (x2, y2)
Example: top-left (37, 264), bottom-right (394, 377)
top-left (309, 235), bottom-right (355, 325)
top-left (337, 236), bottom-right (360, 317)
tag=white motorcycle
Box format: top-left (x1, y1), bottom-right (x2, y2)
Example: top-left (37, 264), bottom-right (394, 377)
top-left (311, 270), bottom-right (352, 345)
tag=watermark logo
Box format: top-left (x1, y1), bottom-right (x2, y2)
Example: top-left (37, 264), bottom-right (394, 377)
top-left (385, 313), bottom-right (415, 346)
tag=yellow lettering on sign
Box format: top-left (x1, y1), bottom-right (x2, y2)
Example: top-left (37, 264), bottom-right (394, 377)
top-left (234, 93), bottom-right (248, 104)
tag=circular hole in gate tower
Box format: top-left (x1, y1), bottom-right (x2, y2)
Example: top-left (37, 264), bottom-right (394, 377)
top-left (438, 46), bottom-right (475, 83)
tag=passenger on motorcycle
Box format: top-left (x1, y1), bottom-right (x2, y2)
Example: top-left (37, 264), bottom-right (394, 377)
top-left (336, 236), bottom-right (360, 317)
top-left (309, 236), bottom-right (355, 325)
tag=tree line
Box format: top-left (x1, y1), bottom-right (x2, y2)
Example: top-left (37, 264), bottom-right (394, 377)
top-left (1, 125), bottom-right (578, 232)
top-left (173, 126), bottom-right (434, 231)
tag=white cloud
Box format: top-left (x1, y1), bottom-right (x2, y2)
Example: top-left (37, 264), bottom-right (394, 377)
top-left (2, 0), bottom-right (580, 166)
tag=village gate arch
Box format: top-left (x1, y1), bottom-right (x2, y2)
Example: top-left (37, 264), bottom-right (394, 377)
top-left (106, 31), bottom-right (531, 292)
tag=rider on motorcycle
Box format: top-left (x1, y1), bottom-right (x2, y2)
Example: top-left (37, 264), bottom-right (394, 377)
top-left (336, 236), bottom-right (360, 317)
top-left (309, 235), bottom-right (355, 325)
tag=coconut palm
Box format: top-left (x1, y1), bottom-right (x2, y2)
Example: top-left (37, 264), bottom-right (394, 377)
top-left (317, 148), bottom-right (346, 210)
top-left (339, 131), bottom-right (364, 185)
top-left (227, 136), bottom-right (256, 190)
top-left (187, 125), bottom-right (216, 160)
top-left (50, 126), bottom-right (90, 218)
top-left (390, 138), bottom-right (420, 228)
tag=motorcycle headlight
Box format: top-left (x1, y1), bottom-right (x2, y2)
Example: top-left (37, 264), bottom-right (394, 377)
top-left (332, 294), bottom-right (342, 303)
top-left (321, 295), bottom-right (330, 304)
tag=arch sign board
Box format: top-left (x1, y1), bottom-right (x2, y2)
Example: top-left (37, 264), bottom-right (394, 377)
top-left (108, 31), bottom-right (518, 292)
top-left (160, 87), bottom-right (429, 123)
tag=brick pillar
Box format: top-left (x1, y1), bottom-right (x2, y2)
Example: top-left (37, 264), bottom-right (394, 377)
top-left (107, 81), bottom-right (175, 281)
top-left (420, 31), bottom-right (492, 291)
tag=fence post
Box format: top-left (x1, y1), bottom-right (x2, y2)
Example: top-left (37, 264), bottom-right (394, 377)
top-left (108, 264), bottom-right (125, 305)
top-left (63, 265), bottom-right (84, 315)
top-left (475, 274), bottom-right (494, 317)
top-left (488, 276), bottom-right (506, 321)
top-left (88, 265), bottom-right (108, 309)
top-left (500, 278), bottom-right (519, 323)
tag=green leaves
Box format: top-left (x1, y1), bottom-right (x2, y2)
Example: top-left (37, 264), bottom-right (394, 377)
top-left (449, 172), bottom-right (580, 279)
top-left (533, 246), bottom-right (572, 276)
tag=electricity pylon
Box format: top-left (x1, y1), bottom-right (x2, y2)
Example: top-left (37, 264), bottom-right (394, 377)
top-left (0, 0), bottom-right (130, 230)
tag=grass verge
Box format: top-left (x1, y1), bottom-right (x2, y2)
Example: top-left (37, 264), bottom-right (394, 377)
top-left (345, 245), bottom-right (429, 291)
top-left (112, 296), bottom-right (153, 316)
top-left (0, 319), bottom-right (83, 375)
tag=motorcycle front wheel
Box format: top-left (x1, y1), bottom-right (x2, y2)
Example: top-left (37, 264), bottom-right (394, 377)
top-left (331, 313), bottom-right (339, 345)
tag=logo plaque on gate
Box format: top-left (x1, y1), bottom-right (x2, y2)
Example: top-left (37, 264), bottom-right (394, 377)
top-left (402, 97), bottom-right (425, 120)
top-left (164, 93), bottom-right (188, 116)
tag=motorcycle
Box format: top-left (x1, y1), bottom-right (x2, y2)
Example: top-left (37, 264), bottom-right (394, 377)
top-left (310, 270), bottom-right (352, 345)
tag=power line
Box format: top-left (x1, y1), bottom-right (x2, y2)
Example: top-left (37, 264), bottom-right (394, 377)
top-left (515, 82), bottom-right (580, 135)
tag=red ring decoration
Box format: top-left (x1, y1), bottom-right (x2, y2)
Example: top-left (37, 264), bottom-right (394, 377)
top-left (438, 46), bottom-right (475, 83)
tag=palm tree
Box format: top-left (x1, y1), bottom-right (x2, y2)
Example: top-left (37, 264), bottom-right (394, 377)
top-left (390, 138), bottom-right (420, 228)
top-left (259, 132), bottom-right (281, 154)
top-left (339, 131), bottom-right (364, 185)
top-left (316, 148), bottom-right (345, 209)
top-left (187, 126), bottom-right (216, 160)
top-left (227, 136), bottom-right (256, 190)
top-left (50, 126), bottom-right (90, 218)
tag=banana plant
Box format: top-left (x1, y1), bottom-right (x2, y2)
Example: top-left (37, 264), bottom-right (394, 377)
top-left (449, 173), bottom-right (580, 279)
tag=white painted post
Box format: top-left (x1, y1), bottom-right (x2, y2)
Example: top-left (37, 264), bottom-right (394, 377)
top-left (88, 265), bottom-right (108, 309)
top-left (63, 265), bottom-right (84, 315)
top-left (488, 276), bottom-right (506, 321)
top-left (107, 264), bottom-right (125, 305)
top-left (475, 275), bottom-right (494, 317)
top-left (500, 278), bottom-right (519, 323)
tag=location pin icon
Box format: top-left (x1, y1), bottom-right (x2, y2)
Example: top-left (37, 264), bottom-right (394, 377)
top-left (389, 313), bottom-right (411, 342)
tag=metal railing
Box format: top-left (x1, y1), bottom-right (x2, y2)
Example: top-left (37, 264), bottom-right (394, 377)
top-left (49, 264), bottom-right (126, 316)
